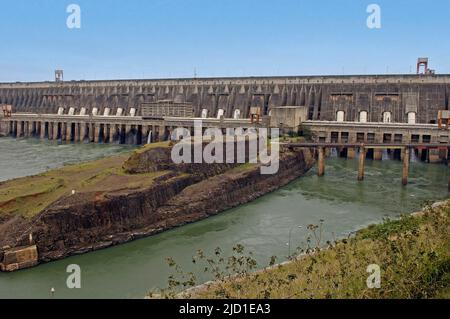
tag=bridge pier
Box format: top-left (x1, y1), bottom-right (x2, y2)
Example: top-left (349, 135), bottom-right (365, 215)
top-left (358, 147), bottom-right (365, 181)
top-left (402, 147), bottom-right (410, 186)
top-left (318, 147), bottom-right (325, 177)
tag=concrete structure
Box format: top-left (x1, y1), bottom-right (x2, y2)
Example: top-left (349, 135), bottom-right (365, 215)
top-left (1, 74), bottom-right (449, 124)
top-left (0, 113), bottom-right (268, 144)
top-left (270, 106), bottom-right (308, 132)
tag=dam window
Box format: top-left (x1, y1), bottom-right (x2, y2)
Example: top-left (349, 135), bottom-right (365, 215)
top-left (394, 134), bottom-right (403, 143)
top-left (319, 136), bottom-right (326, 143)
top-left (356, 133), bottom-right (365, 142)
top-left (336, 111), bottom-right (345, 122)
top-left (407, 112), bottom-right (416, 124)
top-left (383, 134), bottom-right (392, 143)
top-left (422, 135), bottom-right (431, 143)
top-left (359, 111), bottom-right (368, 123)
top-left (331, 132), bottom-right (339, 143)
top-left (383, 112), bottom-right (392, 123)
top-left (340, 132), bottom-right (349, 143)
top-left (411, 134), bottom-right (420, 143)
top-left (367, 133), bottom-right (375, 143)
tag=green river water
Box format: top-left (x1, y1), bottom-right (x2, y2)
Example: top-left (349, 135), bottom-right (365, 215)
top-left (0, 137), bottom-right (448, 298)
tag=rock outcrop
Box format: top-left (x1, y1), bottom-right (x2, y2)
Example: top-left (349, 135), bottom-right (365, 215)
top-left (0, 145), bottom-right (314, 271)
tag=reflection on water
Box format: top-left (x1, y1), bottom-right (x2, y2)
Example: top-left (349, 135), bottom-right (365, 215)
top-left (0, 138), bottom-right (448, 298)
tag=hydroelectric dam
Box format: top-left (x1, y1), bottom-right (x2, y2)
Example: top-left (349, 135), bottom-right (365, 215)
top-left (0, 74), bottom-right (449, 164)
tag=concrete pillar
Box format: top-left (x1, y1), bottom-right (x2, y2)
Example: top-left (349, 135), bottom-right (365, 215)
top-left (80, 123), bottom-right (86, 142)
top-left (66, 123), bottom-right (72, 142)
top-left (109, 125), bottom-right (115, 143)
top-left (60, 122), bottom-right (66, 141)
top-left (28, 121), bottom-right (33, 137)
top-left (88, 123), bottom-right (94, 142)
top-left (40, 122), bottom-right (46, 139)
top-left (347, 147), bottom-right (356, 159)
top-left (47, 123), bottom-right (52, 140)
top-left (94, 124), bottom-right (100, 143)
top-left (74, 123), bottom-right (79, 142)
top-left (318, 147), bottom-right (325, 177)
top-left (373, 149), bottom-right (383, 161)
top-left (402, 148), bottom-right (410, 186)
top-left (53, 123), bottom-right (58, 140)
top-left (158, 125), bottom-right (166, 141)
top-left (358, 147), bottom-right (365, 181)
top-left (17, 121), bottom-right (23, 138)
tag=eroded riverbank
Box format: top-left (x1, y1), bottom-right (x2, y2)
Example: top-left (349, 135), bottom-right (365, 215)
top-left (0, 140), bottom-right (315, 271)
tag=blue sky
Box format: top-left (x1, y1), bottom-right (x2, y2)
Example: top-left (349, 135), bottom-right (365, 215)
top-left (0, 0), bottom-right (449, 82)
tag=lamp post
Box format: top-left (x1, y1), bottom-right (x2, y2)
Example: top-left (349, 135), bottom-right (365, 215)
top-left (287, 225), bottom-right (302, 257)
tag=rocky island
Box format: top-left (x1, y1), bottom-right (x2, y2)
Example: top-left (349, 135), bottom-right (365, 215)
top-left (0, 142), bottom-right (314, 272)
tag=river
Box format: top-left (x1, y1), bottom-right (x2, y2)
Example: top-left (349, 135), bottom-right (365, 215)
top-left (0, 138), bottom-right (448, 298)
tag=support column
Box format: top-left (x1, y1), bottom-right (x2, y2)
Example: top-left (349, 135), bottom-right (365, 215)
top-left (52, 122), bottom-right (58, 140)
top-left (80, 123), bottom-right (86, 142)
top-left (28, 121), bottom-right (33, 137)
top-left (66, 123), bottom-right (72, 142)
top-left (347, 147), bottom-right (356, 159)
top-left (109, 125), bottom-right (115, 143)
top-left (74, 123), bottom-right (79, 142)
top-left (40, 122), bottom-right (45, 139)
top-left (318, 147), bottom-right (325, 177)
top-left (17, 121), bottom-right (23, 138)
top-left (373, 149), bottom-right (383, 161)
top-left (88, 123), bottom-right (94, 142)
top-left (94, 124), bottom-right (100, 143)
top-left (402, 147), bottom-right (410, 186)
top-left (358, 147), bottom-right (365, 181)
top-left (158, 125), bottom-right (166, 141)
top-left (53, 123), bottom-right (59, 140)
top-left (124, 125), bottom-right (131, 144)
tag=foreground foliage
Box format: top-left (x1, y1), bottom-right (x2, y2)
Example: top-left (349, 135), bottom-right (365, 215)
top-left (152, 201), bottom-right (450, 299)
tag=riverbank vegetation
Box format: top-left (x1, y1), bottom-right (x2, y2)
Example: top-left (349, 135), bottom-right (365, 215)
top-left (154, 201), bottom-right (450, 299)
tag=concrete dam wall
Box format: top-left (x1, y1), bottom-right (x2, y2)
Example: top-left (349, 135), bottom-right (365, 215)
top-left (1, 74), bottom-right (449, 124)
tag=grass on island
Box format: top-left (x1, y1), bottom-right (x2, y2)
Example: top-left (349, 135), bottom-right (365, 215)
top-left (0, 140), bottom-right (256, 219)
top-left (157, 201), bottom-right (450, 299)
top-left (0, 150), bottom-right (168, 219)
